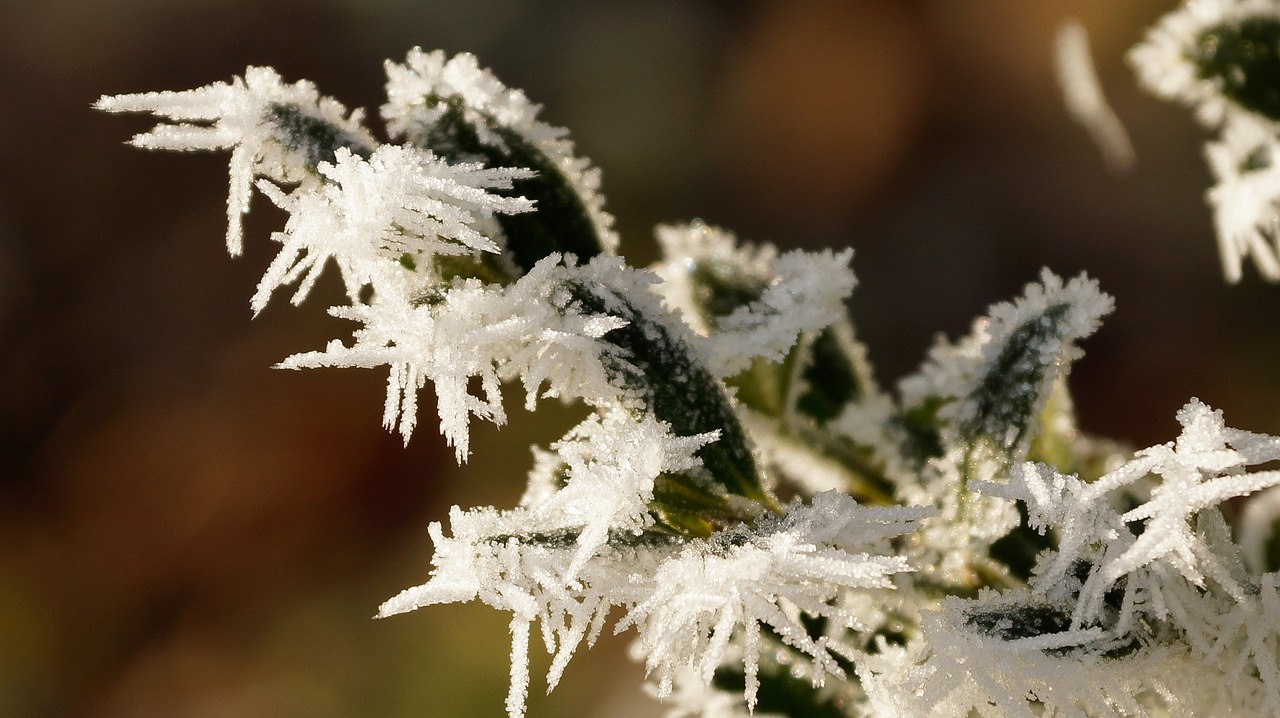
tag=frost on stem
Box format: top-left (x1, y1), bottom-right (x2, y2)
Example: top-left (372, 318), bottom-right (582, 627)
top-left (96, 67), bottom-right (376, 256)
top-left (1129, 0), bottom-right (1280, 281)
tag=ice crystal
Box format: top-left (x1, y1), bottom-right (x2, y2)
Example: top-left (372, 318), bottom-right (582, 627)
top-left (1056, 19), bottom-right (1135, 171)
top-left (252, 145), bottom-right (532, 313)
top-left (96, 67), bottom-right (375, 255)
top-left (278, 256), bottom-right (635, 457)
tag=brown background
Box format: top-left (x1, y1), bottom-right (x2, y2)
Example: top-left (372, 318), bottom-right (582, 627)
top-left (3, 1), bottom-right (1279, 716)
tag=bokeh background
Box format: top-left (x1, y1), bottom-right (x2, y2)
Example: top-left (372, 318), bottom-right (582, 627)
top-left (4, 1), bottom-right (1279, 716)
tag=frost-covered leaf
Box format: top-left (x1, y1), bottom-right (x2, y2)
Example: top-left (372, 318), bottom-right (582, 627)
top-left (901, 269), bottom-right (1114, 483)
top-left (277, 250), bottom-right (771, 509)
top-left (1202, 114), bottom-right (1280, 281)
top-left (565, 258), bottom-right (771, 506)
top-left (383, 48), bottom-right (616, 271)
top-left (252, 144), bottom-right (532, 314)
top-left (653, 221), bottom-right (857, 380)
top-left (380, 491), bottom-right (926, 718)
top-left (97, 67), bottom-right (376, 255)
top-left (893, 271), bottom-right (1112, 587)
top-left (1131, 0), bottom-right (1280, 125)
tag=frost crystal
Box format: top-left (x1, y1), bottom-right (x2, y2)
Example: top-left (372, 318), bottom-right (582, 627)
top-left (279, 256), bottom-right (635, 457)
top-left (380, 491), bottom-right (925, 717)
top-left (1056, 19), bottom-right (1135, 171)
top-left (1064, 399), bottom-right (1280, 622)
top-left (253, 145), bottom-right (532, 313)
top-left (97, 67), bottom-right (375, 255)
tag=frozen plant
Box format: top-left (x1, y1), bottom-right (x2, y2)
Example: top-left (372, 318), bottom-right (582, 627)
top-left (99, 15), bottom-right (1280, 718)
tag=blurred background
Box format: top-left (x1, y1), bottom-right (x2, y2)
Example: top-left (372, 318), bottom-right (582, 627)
top-left (3, 1), bottom-right (1279, 716)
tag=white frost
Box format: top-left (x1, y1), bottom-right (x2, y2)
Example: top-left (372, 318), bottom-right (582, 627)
top-left (253, 145), bottom-right (532, 313)
top-left (1056, 19), bottom-right (1135, 171)
top-left (383, 48), bottom-right (618, 254)
top-left (653, 221), bottom-right (857, 378)
top-left (97, 67), bottom-right (375, 255)
top-left (380, 491), bottom-right (926, 717)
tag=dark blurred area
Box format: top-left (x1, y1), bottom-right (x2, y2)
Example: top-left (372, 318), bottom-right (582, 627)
top-left (3, 1), bottom-right (1279, 716)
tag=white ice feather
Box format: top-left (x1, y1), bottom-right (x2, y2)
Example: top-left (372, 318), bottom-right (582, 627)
top-left (252, 145), bottom-right (533, 313)
top-left (277, 256), bottom-right (633, 459)
top-left (379, 491), bottom-right (926, 717)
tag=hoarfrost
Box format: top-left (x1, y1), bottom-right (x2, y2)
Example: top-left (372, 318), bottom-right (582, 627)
top-left (252, 145), bottom-right (532, 313)
top-left (97, 67), bottom-right (376, 255)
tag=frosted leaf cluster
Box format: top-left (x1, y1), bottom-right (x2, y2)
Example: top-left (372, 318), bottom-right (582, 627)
top-left (103, 40), bottom-right (1280, 718)
top-left (96, 67), bottom-right (376, 255)
top-left (378, 491), bottom-right (925, 717)
top-left (1130, 0), bottom-right (1280, 281)
top-left (942, 398), bottom-right (1280, 715)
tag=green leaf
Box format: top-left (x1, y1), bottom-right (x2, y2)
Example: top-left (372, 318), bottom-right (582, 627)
top-left (266, 102), bottom-right (375, 168)
top-left (567, 279), bottom-right (773, 508)
top-left (794, 325), bottom-right (863, 422)
top-left (688, 256), bottom-right (770, 329)
top-left (957, 303), bottom-right (1072, 456)
top-left (729, 323), bottom-right (900, 504)
top-left (650, 473), bottom-right (755, 538)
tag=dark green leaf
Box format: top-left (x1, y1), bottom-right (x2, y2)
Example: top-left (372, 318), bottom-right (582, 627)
top-left (567, 280), bottom-right (772, 509)
top-left (403, 96), bottom-right (608, 274)
top-left (267, 102), bottom-right (374, 169)
top-left (1194, 18), bottom-right (1280, 121)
